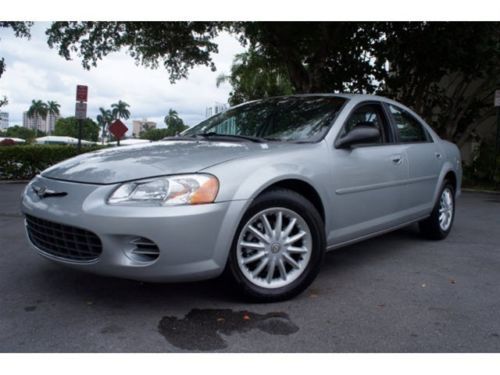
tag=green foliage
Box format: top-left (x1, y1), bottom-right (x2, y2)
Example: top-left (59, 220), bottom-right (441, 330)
top-left (463, 142), bottom-right (500, 188)
top-left (0, 145), bottom-right (102, 180)
top-left (47, 100), bottom-right (61, 117)
top-left (237, 22), bottom-right (387, 94)
top-left (139, 128), bottom-right (174, 141)
top-left (1, 125), bottom-right (46, 142)
top-left (96, 107), bottom-right (113, 139)
top-left (139, 109), bottom-right (188, 140)
top-left (27, 99), bottom-right (48, 130)
top-left (217, 48), bottom-right (294, 105)
top-left (46, 22), bottom-right (225, 83)
top-left (44, 21), bottom-right (500, 146)
top-left (377, 22), bottom-right (500, 146)
top-left (53, 117), bottom-right (100, 142)
top-left (164, 109), bottom-right (188, 135)
top-left (111, 100), bottom-right (130, 120)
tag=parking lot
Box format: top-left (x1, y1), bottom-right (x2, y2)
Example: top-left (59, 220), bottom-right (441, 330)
top-left (0, 182), bottom-right (499, 352)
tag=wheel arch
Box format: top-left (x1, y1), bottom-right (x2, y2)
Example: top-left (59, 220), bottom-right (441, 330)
top-left (258, 178), bottom-right (326, 224)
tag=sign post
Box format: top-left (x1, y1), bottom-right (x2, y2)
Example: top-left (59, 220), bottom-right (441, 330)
top-left (75, 85), bottom-right (88, 151)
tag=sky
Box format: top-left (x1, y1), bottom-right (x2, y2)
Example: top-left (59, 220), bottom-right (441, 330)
top-left (0, 22), bottom-right (245, 130)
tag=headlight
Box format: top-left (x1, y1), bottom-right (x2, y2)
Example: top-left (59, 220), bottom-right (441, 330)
top-left (107, 174), bottom-right (219, 206)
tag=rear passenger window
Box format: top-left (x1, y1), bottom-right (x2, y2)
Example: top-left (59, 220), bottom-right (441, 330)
top-left (389, 105), bottom-right (430, 143)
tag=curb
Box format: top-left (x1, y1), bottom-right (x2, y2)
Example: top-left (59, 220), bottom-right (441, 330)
top-left (0, 180), bottom-right (29, 184)
top-left (462, 188), bottom-right (500, 195)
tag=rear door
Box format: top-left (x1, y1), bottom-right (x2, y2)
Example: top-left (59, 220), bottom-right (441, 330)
top-left (386, 104), bottom-right (443, 218)
top-left (328, 101), bottom-right (410, 246)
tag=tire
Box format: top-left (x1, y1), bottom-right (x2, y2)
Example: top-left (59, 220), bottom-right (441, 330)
top-left (226, 188), bottom-right (326, 302)
top-left (419, 181), bottom-right (455, 240)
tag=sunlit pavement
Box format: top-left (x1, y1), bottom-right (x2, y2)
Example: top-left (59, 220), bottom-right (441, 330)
top-left (1, 183), bottom-right (499, 352)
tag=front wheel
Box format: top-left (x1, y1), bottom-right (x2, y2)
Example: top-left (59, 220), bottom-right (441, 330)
top-left (419, 181), bottom-right (455, 240)
top-left (227, 188), bottom-right (325, 302)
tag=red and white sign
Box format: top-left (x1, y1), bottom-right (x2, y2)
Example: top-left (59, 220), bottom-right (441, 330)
top-left (109, 119), bottom-right (128, 139)
top-left (76, 85), bottom-right (88, 102)
top-left (75, 102), bottom-right (87, 120)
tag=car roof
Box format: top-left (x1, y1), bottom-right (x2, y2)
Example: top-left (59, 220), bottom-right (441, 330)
top-left (271, 93), bottom-right (395, 102)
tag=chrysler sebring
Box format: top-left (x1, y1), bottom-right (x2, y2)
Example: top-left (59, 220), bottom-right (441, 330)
top-left (21, 94), bottom-right (462, 301)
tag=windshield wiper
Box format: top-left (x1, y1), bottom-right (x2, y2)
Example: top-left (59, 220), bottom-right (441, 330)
top-left (191, 132), bottom-right (267, 143)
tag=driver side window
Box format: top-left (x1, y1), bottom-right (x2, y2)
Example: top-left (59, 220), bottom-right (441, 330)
top-left (340, 103), bottom-right (390, 144)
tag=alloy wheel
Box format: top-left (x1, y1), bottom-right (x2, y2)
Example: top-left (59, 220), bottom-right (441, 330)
top-left (236, 207), bottom-right (312, 289)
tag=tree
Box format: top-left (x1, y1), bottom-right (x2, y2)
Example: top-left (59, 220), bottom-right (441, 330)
top-left (45, 22), bottom-right (500, 145)
top-left (164, 109), bottom-right (188, 135)
top-left (0, 22), bottom-right (32, 109)
top-left (27, 100), bottom-right (48, 135)
top-left (96, 107), bottom-right (113, 141)
top-left (46, 100), bottom-right (60, 134)
top-left (139, 128), bottom-right (172, 141)
top-left (377, 22), bottom-right (500, 147)
top-left (2, 125), bottom-right (45, 142)
top-left (53, 117), bottom-right (100, 142)
top-left (216, 48), bottom-right (294, 105)
top-left (46, 22), bottom-right (225, 83)
top-left (46, 100), bottom-right (60, 118)
top-left (111, 100), bottom-right (131, 120)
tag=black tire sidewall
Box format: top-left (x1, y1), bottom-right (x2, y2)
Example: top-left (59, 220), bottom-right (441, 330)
top-left (227, 188), bottom-right (326, 301)
top-left (436, 182), bottom-right (456, 237)
top-left (420, 181), bottom-right (456, 239)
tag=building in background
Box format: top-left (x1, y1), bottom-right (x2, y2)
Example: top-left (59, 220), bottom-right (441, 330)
top-left (23, 111), bottom-right (59, 134)
top-left (132, 119), bottom-right (157, 137)
top-left (45, 113), bottom-right (59, 134)
top-left (205, 102), bottom-right (228, 118)
top-left (0, 112), bottom-right (8, 130)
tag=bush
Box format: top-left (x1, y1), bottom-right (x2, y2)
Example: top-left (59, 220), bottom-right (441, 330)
top-left (0, 144), bottom-right (104, 180)
top-left (463, 142), bottom-right (500, 189)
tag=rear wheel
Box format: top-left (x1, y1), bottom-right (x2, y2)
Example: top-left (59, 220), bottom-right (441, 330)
top-left (227, 188), bottom-right (325, 302)
top-left (419, 181), bottom-right (455, 240)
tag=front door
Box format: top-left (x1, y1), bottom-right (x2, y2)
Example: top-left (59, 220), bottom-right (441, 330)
top-left (328, 102), bottom-right (409, 246)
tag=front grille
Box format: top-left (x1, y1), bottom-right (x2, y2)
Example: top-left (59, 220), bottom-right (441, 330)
top-left (25, 214), bottom-right (102, 261)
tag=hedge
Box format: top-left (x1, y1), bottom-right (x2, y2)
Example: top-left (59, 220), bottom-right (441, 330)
top-left (0, 145), bottom-right (104, 180)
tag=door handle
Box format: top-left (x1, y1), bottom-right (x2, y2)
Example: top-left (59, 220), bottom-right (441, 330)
top-left (391, 154), bottom-right (403, 164)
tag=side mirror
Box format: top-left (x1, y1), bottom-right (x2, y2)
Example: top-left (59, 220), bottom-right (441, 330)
top-left (335, 125), bottom-right (381, 149)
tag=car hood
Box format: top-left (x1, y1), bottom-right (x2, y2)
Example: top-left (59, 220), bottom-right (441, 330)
top-left (42, 140), bottom-right (285, 184)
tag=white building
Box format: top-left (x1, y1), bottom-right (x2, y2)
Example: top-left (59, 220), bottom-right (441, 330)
top-left (0, 112), bottom-right (8, 130)
top-left (205, 102), bottom-right (228, 118)
top-left (132, 119), bottom-right (157, 137)
top-left (23, 111), bottom-right (60, 134)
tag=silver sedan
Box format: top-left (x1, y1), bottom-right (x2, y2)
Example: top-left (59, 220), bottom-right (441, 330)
top-left (21, 94), bottom-right (462, 301)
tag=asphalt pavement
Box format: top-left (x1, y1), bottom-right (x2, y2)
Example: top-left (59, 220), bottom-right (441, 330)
top-left (0, 183), bottom-right (499, 352)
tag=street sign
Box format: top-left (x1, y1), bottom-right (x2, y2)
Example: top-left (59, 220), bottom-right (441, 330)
top-left (76, 85), bottom-right (88, 102)
top-left (495, 90), bottom-right (500, 107)
top-left (75, 102), bottom-right (87, 120)
top-left (109, 119), bottom-right (128, 140)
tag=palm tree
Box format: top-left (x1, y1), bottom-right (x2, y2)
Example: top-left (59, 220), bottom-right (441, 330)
top-left (111, 100), bottom-right (130, 120)
top-left (216, 50), bottom-right (294, 105)
top-left (27, 100), bottom-right (48, 137)
top-left (46, 101), bottom-right (60, 135)
top-left (164, 109), bottom-right (187, 136)
top-left (96, 107), bottom-right (113, 144)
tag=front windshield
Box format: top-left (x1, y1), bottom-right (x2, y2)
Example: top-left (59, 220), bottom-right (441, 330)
top-left (184, 96), bottom-right (347, 142)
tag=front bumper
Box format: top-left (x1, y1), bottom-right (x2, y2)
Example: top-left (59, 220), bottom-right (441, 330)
top-left (21, 176), bottom-right (248, 282)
